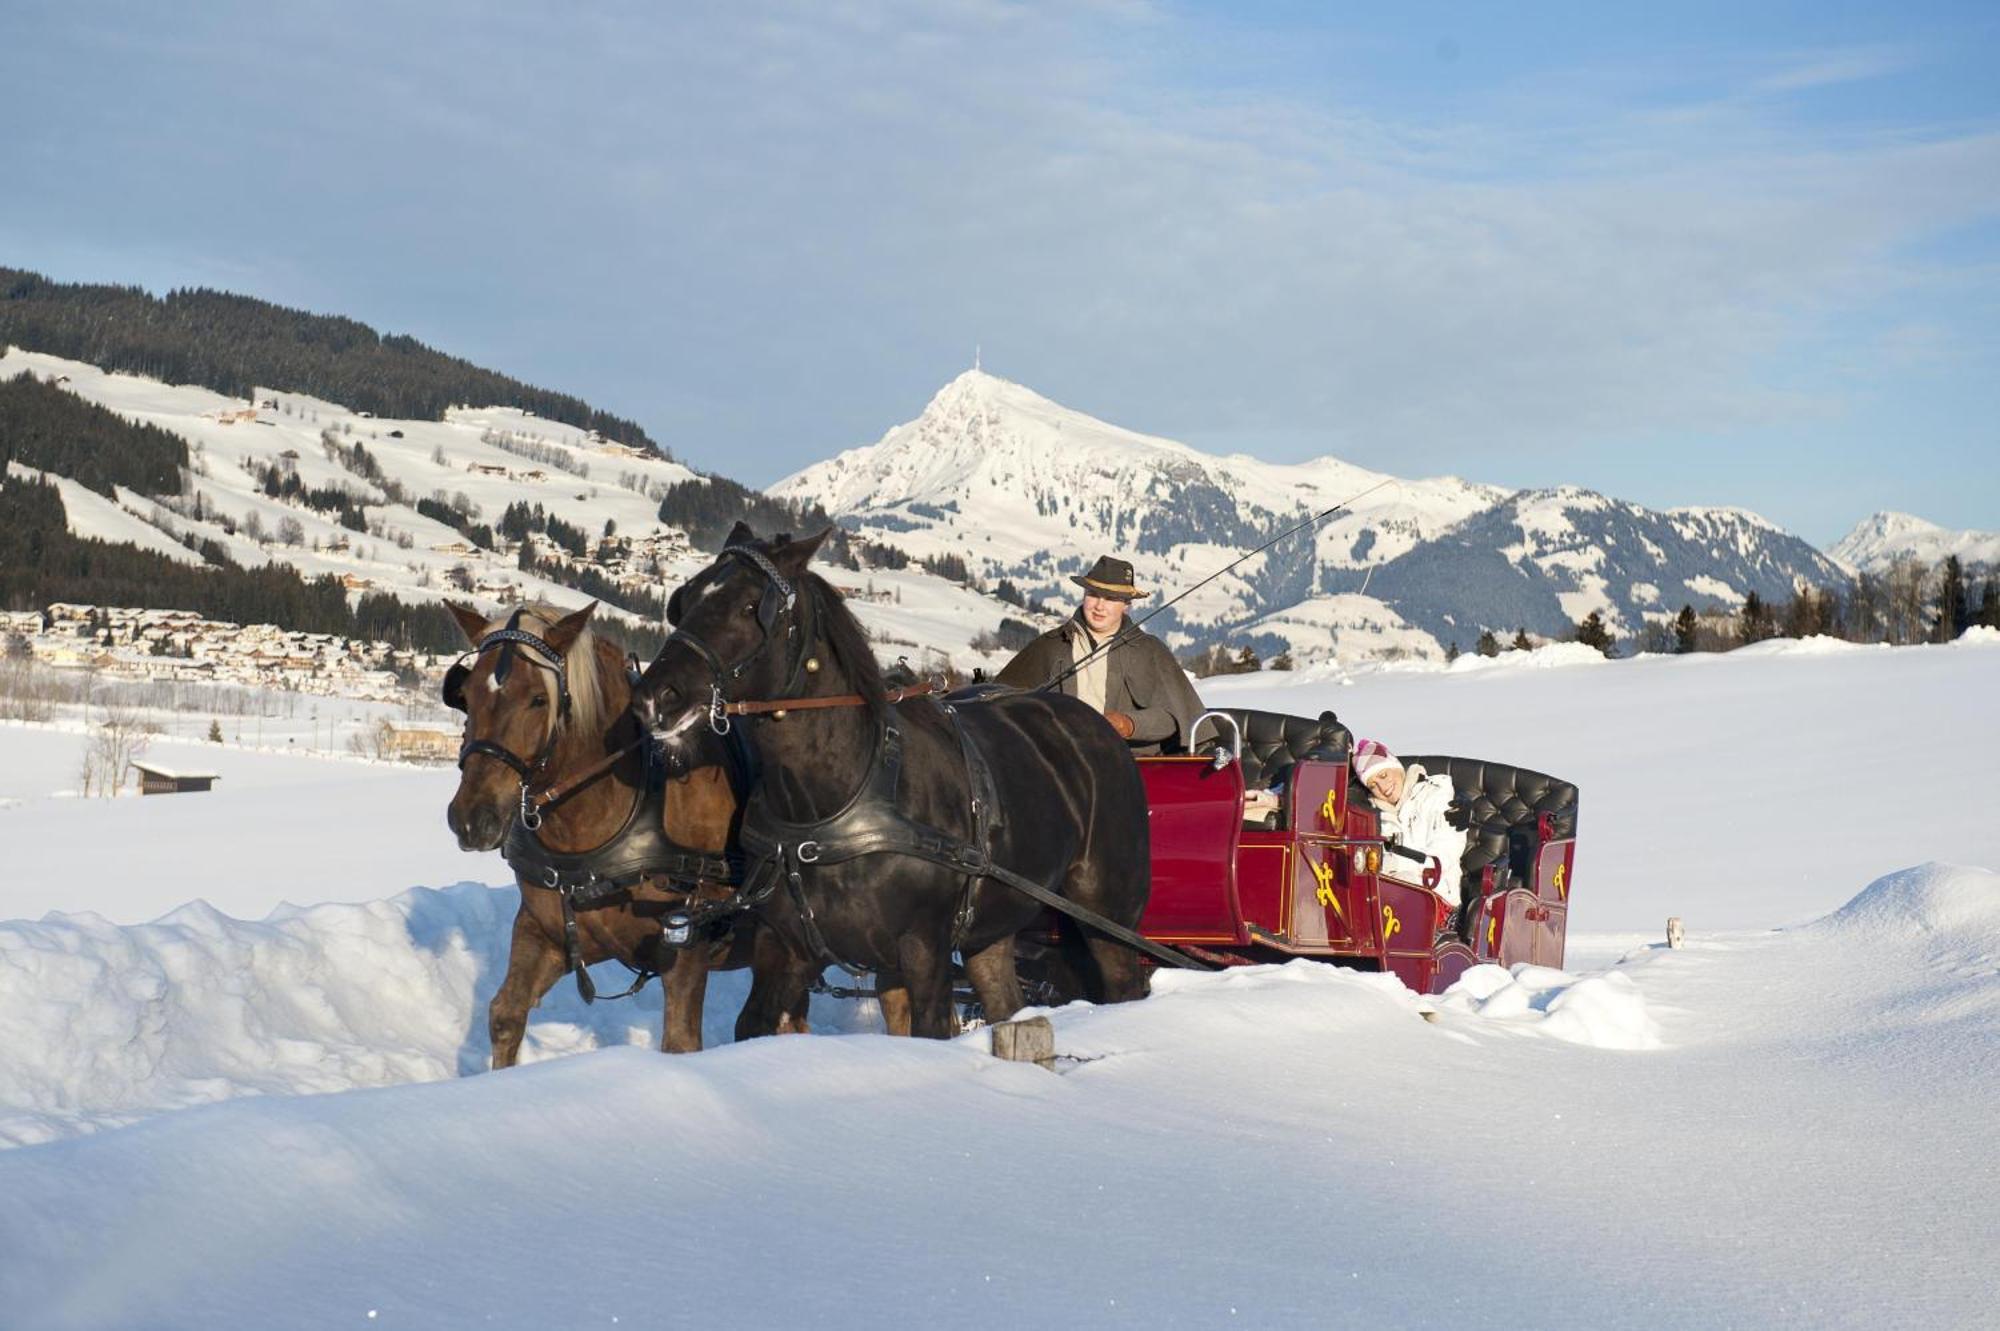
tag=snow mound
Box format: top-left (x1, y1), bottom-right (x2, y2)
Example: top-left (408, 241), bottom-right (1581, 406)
top-left (1445, 641), bottom-right (1611, 674)
top-left (1813, 862), bottom-right (2000, 945)
top-left (1435, 962), bottom-right (1662, 1049)
top-left (1956, 624), bottom-right (2000, 647)
top-left (1732, 633), bottom-right (1873, 658)
top-left (0, 883), bottom-right (872, 1148)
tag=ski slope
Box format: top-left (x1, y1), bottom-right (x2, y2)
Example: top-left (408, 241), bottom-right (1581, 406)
top-left (1, 636), bottom-right (1996, 1327)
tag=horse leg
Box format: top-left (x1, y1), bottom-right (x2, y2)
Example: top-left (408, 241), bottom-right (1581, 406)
top-left (736, 923), bottom-right (817, 1042)
top-left (659, 944), bottom-right (711, 1054)
top-left (489, 907), bottom-right (568, 1070)
top-left (962, 937), bottom-right (1025, 1026)
top-left (1065, 859), bottom-right (1152, 1006)
top-left (775, 974), bottom-right (812, 1035)
top-left (898, 934), bottom-right (957, 1039)
top-left (875, 970), bottom-right (913, 1037)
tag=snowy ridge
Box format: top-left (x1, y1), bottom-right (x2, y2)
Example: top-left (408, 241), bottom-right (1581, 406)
top-left (1829, 509), bottom-right (2000, 573)
top-left (0, 882), bottom-right (882, 1149)
top-left (0, 349), bottom-right (1038, 671)
top-left (776, 369), bottom-right (1848, 660)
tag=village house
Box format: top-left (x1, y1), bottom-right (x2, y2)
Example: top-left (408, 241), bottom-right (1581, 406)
top-left (381, 721), bottom-right (460, 764)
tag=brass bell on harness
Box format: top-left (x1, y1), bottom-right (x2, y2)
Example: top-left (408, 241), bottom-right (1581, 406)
top-left (663, 911), bottom-right (693, 947)
top-left (805, 657), bottom-right (821, 673)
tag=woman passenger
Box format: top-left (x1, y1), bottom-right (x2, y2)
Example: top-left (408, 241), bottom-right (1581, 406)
top-left (1352, 738), bottom-right (1468, 917)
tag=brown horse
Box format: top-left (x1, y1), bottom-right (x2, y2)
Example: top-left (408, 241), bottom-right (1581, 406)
top-left (442, 600), bottom-right (812, 1065)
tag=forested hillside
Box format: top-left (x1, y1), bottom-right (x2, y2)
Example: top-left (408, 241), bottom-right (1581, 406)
top-left (0, 474), bottom-right (464, 651)
top-left (0, 268), bottom-right (661, 453)
top-left (0, 371), bottom-right (187, 495)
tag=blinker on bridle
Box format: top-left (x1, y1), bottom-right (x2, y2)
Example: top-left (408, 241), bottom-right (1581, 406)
top-left (660, 544), bottom-right (809, 735)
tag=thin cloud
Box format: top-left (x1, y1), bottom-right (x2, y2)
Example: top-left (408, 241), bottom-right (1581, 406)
top-left (1753, 46), bottom-right (1916, 93)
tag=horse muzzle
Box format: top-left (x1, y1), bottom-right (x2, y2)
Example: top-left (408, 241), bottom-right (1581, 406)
top-left (446, 800), bottom-right (509, 853)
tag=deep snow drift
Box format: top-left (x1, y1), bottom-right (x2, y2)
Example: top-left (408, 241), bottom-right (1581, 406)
top-left (2, 636), bottom-right (1996, 1326)
top-left (2, 864), bottom-right (1995, 1328)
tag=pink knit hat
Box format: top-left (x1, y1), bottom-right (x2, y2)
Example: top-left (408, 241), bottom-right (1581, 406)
top-left (1352, 738), bottom-right (1399, 784)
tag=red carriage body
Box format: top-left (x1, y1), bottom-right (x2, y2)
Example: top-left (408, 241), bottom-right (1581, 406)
top-left (1131, 710), bottom-right (1578, 994)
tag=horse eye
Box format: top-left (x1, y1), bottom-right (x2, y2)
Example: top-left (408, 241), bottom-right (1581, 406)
top-left (528, 695), bottom-right (548, 709)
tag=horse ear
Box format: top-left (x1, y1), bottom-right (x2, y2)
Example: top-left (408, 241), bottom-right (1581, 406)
top-left (446, 601), bottom-right (489, 645)
top-left (541, 601), bottom-right (597, 655)
top-left (721, 520), bottom-right (756, 552)
top-left (773, 526), bottom-right (833, 574)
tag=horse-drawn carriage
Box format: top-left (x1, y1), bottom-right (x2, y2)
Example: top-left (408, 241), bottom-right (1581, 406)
top-left (443, 527), bottom-right (1580, 1060)
top-left (1119, 708), bottom-right (1576, 994)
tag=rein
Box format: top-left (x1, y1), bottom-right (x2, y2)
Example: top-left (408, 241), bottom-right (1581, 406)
top-left (720, 679), bottom-right (942, 718)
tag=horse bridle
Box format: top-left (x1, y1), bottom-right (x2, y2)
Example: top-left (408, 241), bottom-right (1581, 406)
top-left (443, 612), bottom-right (574, 829)
top-left (661, 544), bottom-right (815, 734)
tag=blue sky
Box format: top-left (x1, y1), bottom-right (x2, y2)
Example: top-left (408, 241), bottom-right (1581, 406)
top-left (3, 1), bottom-right (1996, 545)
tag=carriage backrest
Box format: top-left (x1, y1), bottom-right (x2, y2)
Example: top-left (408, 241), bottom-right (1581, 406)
top-left (1208, 709), bottom-right (1352, 791)
top-left (1400, 754), bottom-right (1578, 878)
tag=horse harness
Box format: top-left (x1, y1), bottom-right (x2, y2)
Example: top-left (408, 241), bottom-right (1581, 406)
top-left (738, 701), bottom-right (1207, 978)
top-left (656, 547), bottom-right (1207, 976)
top-left (501, 738), bottom-right (747, 1003)
top-left (446, 613), bottom-right (746, 1003)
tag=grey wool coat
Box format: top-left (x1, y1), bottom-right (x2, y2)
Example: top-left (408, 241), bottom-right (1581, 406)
top-left (995, 614), bottom-right (1206, 757)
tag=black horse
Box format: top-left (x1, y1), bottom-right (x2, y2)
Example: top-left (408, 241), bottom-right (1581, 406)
top-left (629, 524), bottom-right (1154, 1039)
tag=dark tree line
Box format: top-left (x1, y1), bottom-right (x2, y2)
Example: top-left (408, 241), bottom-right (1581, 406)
top-left (0, 267), bottom-right (661, 453)
top-left (1564, 555), bottom-right (1999, 657)
top-left (0, 475), bottom-right (466, 651)
top-left (655, 478), bottom-right (857, 567)
top-left (0, 371), bottom-right (187, 496)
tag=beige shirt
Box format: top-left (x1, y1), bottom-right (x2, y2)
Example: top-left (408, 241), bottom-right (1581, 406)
top-left (1071, 626), bottom-right (1110, 714)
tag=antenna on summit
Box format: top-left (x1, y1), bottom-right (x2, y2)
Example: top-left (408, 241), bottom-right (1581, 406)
top-left (974, 343), bottom-right (982, 372)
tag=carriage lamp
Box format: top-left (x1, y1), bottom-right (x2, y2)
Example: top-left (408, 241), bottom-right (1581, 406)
top-left (1366, 846), bottom-right (1382, 874)
top-left (1352, 848), bottom-right (1366, 873)
top-left (663, 911), bottom-right (693, 947)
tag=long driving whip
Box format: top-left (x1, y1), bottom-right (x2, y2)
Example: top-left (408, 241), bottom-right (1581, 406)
top-left (1037, 476), bottom-right (1400, 693)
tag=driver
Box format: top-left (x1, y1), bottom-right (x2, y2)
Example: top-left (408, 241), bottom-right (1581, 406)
top-left (996, 554), bottom-right (1204, 756)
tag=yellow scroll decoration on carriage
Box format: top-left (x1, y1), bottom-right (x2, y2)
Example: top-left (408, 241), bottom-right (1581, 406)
top-left (1309, 853), bottom-right (1346, 925)
top-left (1381, 905), bottom-right (1401, 942)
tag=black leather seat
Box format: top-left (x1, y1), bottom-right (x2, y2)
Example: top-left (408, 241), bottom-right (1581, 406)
top-left (1205, 709), bottom-right (1352, 792)
top-left (1400, 755), bottom-right (1579, 882)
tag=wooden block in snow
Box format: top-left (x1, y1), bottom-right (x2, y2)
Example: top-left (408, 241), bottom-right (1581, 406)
top-left (990, 1016), bottom-right (1055, 1068)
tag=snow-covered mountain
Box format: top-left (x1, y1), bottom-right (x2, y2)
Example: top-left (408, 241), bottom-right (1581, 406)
top-left (1829, 510), bottom-right (2000, 574)
top-left (774, 369), bottom-right (1848, 659)
top-left (0, 349), bottom-right (1036, 673)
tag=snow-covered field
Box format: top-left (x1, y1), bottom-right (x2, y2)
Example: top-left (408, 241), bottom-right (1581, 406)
top-left (2, 637), bottom-right (1996, 1327)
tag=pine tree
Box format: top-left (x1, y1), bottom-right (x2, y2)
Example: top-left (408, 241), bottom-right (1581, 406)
top-left (1475, 630), bottom-right (1500, 658)
top-left (207, 719), bottom-right (224, 743)
top-left (1978, 576), bottom-right (2000, 630)
top-left (1511, 629), bottom-right (1533, 652)
top-left (1444, 641), bottom-right (1460, 664)
top-left (1738, 591), bottom-right (1775, 644)
top-left (1233, 645), bottom-right (1260, 673)
top-left (1574, 611), bottom-right (1613, 656)
top-left (1673, 604), bottom-right (1698, 654)
top-left (1935, 555), bottom-right (1969, 642)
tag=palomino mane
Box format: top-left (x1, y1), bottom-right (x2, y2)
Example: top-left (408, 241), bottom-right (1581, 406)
top-left (484, 603), bottom-right (612, 736)
top-left (802, 569), bottom-right (888, 720)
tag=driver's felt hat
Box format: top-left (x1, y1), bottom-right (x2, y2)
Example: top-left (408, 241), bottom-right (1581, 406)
top-left (1071, 555), bottom-right (1150, 602)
